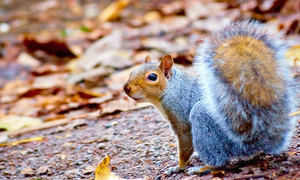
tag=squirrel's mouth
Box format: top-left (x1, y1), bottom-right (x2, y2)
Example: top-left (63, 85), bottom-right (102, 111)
top-left (132, 97), bottom-right (144, 102)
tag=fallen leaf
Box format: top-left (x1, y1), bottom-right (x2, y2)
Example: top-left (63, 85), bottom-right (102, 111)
top-left (143, 11), bottom-right (162, 23)
top-left (141, 38), bottom-right (189, 54)
top-left (89, 93), bottom-right (114, 104)
top-left (0, 136), bottom-right (43, 146)
top-left (105, 65), bottom-right (140, 90)
top-left (95, 155), bottom-right (122, 180)
top-left (98, 0), bottom-right (130, 22)
top-left (77, 31), bottom-right (134, 70)
top-left (32, 73), bottom-right (67, 89)
top-left (74, 85), bottom-right (105, 98)
top-left (100, 94), bottom-right (151, 115)
top-left (23, 35), bottom-right (76, 58)
top-left (17, 52), bottom-right (41, 67)
top-left (185, 1), bottom-right (226, 20)
top-left (192, 17), bottom-right (232, 33)
top-left (0, 115), bottom-right (42, 131)
top-left (68, 67), bottom-right (113, 85)
top-left (159, 1), bottom-right (184, 16)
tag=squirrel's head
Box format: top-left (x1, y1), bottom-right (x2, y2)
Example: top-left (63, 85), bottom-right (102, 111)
top-left (123, 55), bottom-right (174, 103)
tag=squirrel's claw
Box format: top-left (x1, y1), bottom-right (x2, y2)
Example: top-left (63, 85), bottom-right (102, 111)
top-left (187, 166), bottom-right (212, 175)
top-left (164, 166), bottom-right (185, 176)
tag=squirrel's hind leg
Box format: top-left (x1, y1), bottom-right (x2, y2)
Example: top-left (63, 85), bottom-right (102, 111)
top-left (189, 102), bottom-right (240, 167)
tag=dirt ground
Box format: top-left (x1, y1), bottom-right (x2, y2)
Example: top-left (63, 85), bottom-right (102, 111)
top-left (1, 0), bottom-right (300, 179)
top-left (0, 106), bottom-right (299, 179)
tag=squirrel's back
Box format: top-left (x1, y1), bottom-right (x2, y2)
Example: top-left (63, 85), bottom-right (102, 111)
top-left (195, 21), bottom-right (296, 153)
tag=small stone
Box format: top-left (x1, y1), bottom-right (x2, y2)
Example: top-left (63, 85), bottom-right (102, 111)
top-left (76, 160), bottom-right (84, 165)
top-left (82, 165), bottom-right (95, 175)
top-left (3, 169), bottom-right (15, 175)
top-left (21, 167), bottom-right (34, 176)
top-left (65, 169), bottom-right (81, 179)
top-left (278, 166), bottom-right (289, 175)
top-left (37, 166), bottom-right (49, 175)
top-left (253, 168), bottom-right (262, 175)
top-left (111, 121), bottom-right (118, 126)
top-left (97, 143), bottom-right (106, 149)
top-left (0, 133), bottom-right (8, 143)
top-left (143, 176), bottom-right (152, 180)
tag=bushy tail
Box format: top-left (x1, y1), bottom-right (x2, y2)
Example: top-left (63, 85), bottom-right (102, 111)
top-left (195, 21), bottom-right (296, 145)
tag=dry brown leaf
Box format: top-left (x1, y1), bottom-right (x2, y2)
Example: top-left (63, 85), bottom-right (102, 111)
top-left (98, 0), bottom-right (130, 22)
top-left (94, 155), bottom-right (122, 180)
top-left (32, 73), bottom-right (67, 89)
top-left (0, 115), bottom-right (42, 131)
top-left (100, 94), bottom-right (151, 115)
top-left (77, 31), bottom-right (134, 70)
top-left (23, 35), bottom-right (76, 58)
top-left (0, 136), bottom-right (43, 147)
top-left (160, 1), bottom-right (184, 16)
top-left (141, 37), bottom-right (189, 54)
top-left (192, 17), bottom-right (231, 32)
top-left (68, 67), bottom-right (113, 85)
top-left (74, 85), bottom-right (105, 98)
top-left (185, 1), bottom-right (226, 20)
top-left (105, 65), bottom-right (140, 90)
top-left (17, 52), bottom-right (41, 67)
top-left (143, 11), bottom-right (161, 24)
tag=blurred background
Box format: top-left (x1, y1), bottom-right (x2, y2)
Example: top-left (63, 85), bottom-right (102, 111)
top-left (0, 0), bottom-right (299, 120)
top-left (0, 0), bottom-right (299, 179)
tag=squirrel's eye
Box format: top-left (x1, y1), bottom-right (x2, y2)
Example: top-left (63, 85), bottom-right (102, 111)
top-left (147, 73), bottom-right (157, 81)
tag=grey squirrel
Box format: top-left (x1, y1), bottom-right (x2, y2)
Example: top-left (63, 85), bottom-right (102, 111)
top-left (123, 21), bottom-right (297, 175)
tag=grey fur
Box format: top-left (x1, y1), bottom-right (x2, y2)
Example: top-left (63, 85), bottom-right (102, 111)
top-left (164, 21), bottom-right (297, 167)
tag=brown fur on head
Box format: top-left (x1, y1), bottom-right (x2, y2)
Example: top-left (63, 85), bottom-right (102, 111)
top-left (123, 55), bottom-right (173, 103)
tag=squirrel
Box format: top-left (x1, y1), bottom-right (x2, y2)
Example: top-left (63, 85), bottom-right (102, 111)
top-left (123, 21), bottom-right (297, 175)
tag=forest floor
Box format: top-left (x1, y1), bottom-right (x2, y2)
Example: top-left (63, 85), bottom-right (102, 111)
top-left (0, 0), bottom-right (299, 179)
top-left (0, 107), bottom-right (299, 179)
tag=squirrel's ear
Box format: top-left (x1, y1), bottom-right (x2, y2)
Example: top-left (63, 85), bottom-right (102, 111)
top-left (145, 55), bottom-right (151, 63)
top-left (159, 55), bottom-right (173, 79)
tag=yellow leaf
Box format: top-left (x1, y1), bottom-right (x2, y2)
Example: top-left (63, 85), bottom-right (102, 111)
top-left (286, 45), bottom-right (300, 66)
top-left (0, 136), bottom-right (43, 147)
top-left (0, 115), bottom-right (42, 131)
top-left (95, 155), bottom-right (122, 180)
top-left (98, 0), bottom-right (130, 22)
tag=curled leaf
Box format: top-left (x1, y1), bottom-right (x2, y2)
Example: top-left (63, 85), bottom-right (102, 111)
top-left (95, 155), bottom-right (122, 180)
top-left (98, 0), bottom-right (130, 22)
top-left (0, 115), bottom-right (42, 131)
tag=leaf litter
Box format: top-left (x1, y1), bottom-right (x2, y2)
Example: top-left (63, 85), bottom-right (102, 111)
top-left (0, 0), bottom-right (299, 179)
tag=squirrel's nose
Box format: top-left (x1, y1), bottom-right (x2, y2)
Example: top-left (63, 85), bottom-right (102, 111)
top-left (123, 83), bottom-right (131, 94)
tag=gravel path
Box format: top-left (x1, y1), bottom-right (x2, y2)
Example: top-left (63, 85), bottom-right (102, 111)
top-left (0, 107), bottom-right (299, 179)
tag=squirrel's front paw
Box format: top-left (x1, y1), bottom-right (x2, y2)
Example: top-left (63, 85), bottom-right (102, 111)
top-left (164, 166), bottom-right (185, 176)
